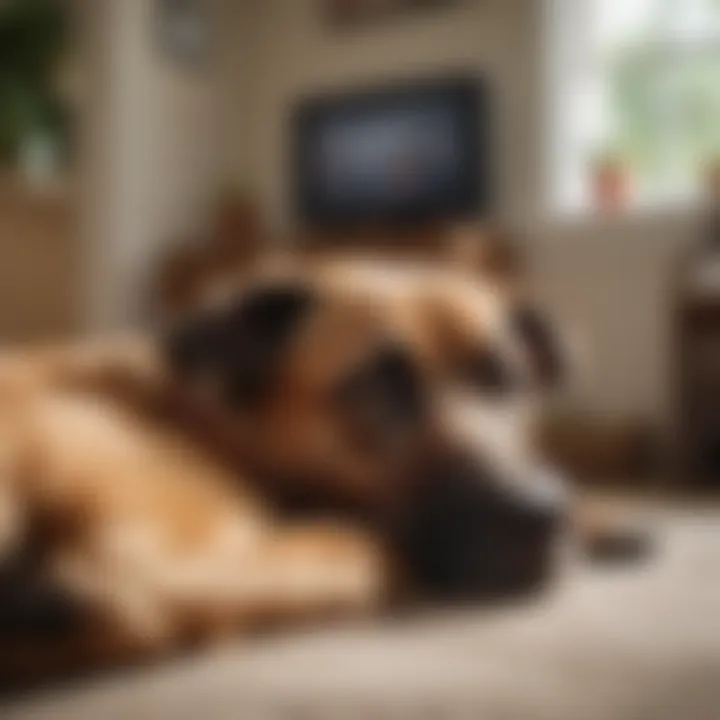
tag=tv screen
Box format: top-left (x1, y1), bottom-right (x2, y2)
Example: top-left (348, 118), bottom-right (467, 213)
top-left (292, 77), bottom-right (491, 228)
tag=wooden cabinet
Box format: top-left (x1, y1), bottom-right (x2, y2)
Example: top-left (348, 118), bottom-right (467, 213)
top-left (675, 262), bottom-right (720, 483)
top-left (0, 177), bottom-right (81, 344)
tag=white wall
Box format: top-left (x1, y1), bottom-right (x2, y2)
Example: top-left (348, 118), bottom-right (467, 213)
top-left (235, 0), bottom-right (543, 230)
top-left (227, 0), bottom-right (699, 428)
top-left (529, 213), bottom-right (700, 425)
top-left (84, 0), bottom-right (229, 330)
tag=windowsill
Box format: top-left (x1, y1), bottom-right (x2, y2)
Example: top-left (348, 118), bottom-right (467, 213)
top-left (541, 196), bottom-right (708, 234)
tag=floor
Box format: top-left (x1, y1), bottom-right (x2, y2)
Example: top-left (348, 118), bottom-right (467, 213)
top-left (4, 496), bottom-right (720, 720)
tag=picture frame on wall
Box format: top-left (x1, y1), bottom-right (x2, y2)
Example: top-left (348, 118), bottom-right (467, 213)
top-left (156, 0), bottom-right (210, 68)
top-left (325, 0), bottom-right (461, 29)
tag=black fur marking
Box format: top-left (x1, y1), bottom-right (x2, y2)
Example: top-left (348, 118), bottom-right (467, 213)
top-left (164, 283), bottom-right (316, 406)
top-left (458, 348), bottom-right (515, 395)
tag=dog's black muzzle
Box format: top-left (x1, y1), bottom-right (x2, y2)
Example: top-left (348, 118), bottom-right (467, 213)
top-left (397, 456), bottom-right (568, 599)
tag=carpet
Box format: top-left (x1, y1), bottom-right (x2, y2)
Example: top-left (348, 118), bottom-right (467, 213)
top-left (4, 496), bottom-right (720, 720)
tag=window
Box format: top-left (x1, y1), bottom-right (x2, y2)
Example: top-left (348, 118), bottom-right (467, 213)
top-left (548, 0), bottom-right (720, 212)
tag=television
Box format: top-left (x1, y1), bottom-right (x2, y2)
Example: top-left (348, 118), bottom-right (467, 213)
top-left (292, 76), bottom-right (492, 229)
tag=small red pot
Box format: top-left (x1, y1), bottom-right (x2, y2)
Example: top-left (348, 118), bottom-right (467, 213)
top-left (591, 162), bottom-right (632, 211)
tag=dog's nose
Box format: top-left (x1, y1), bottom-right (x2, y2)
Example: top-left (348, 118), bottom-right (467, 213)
top-left (506, 493), bottom-right (560, 544)
top-left (503, 466), bottom-right (568, 539)
top-left (397, 459), bottom-right (567, 599)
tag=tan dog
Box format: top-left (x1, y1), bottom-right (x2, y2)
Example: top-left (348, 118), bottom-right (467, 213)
top-left (0, 252), bottom-right (570, 684)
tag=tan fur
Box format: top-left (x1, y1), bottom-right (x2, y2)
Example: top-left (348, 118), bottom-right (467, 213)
top-left (0, 257), bottom-right (549, 682)
top-left (0, 338), bottom-right (386, 682)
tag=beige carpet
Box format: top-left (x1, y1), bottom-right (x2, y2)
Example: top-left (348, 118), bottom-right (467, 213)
top-left (4, 497), bottom-right (720, 720)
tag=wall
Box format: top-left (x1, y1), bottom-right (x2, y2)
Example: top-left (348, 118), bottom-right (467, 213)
top-left (235, 0), bottom-right (543, 230)
top-left (83, 0), bottom-right (231, 330)
top-left (529, 213), bottom-right (700, 425)
top-left (229, 0), bottom-right (699, 429)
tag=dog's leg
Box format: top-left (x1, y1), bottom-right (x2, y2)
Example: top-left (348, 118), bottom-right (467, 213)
top-left (0, 518), bottom-right (387, 685)
top-left (99, 519), bottom-right (388, 643)
top-left (227, 521), bottom-right (387, 631)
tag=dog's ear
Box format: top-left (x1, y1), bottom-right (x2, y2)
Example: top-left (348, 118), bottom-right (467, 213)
top-left (164, 283), bottom-right (316, 405)
top-left (446, 225), bottom-right (524, 284)
top-left (512, 306), bottom-right (564, 390)
top-left (222, 283), bottom-right (316, 405)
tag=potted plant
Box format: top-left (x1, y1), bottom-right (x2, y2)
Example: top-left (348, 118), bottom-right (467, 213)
top-left (589, 147), bottom-right (632, 211)
top-left (0, 0), bottom-right (69, 185)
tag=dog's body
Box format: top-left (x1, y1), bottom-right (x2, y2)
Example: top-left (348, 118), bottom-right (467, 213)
top-left (0, 254), bottom-right (571, 683)
top-left (0, 340), bottom-right (389, 682)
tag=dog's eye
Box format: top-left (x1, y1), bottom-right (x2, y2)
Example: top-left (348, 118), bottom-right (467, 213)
top-left (335, 346), bottom-right (426, 442)
top-left (456, 348), bottom-right (515, 396)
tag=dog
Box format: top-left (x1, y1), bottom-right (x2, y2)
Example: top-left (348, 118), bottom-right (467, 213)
top-left (0, 248), bottom-right (602, 684)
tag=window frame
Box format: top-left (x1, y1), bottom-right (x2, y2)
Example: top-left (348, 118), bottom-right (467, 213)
top-left (545, 0), bottom-right (720, 217)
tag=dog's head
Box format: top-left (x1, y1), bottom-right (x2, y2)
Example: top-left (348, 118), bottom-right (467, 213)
top-left (164, 253), bottom-right (567, 599)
